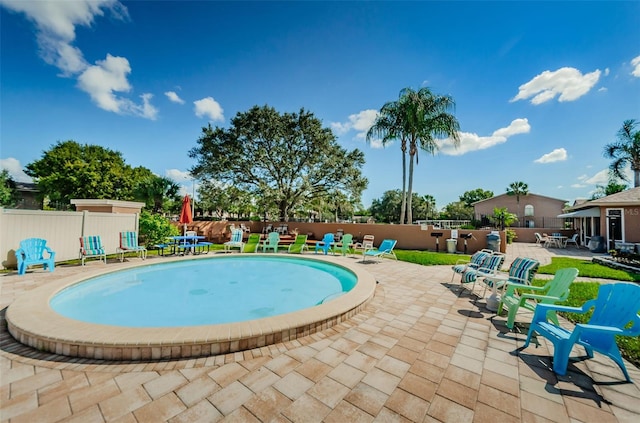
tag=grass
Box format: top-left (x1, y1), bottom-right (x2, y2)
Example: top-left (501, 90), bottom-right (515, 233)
top-left (538, 257), bottom-right (640, 282)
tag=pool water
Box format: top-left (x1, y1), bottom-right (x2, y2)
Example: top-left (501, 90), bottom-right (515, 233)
top-left (50, 256), bottom-right (357, 327)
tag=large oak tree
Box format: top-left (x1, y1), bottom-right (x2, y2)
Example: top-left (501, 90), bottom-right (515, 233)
top-left (189, 106), bottom-right (367, 221)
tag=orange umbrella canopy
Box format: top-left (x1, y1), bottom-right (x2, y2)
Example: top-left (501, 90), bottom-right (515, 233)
top-left (179, 194), bottom-right (193, 225)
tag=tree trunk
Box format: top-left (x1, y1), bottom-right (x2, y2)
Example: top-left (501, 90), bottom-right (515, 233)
top-left (635, 169), bottom-right (640, 188)
top-left (407, 154), bottom-right (415, 225)
top-left (400, 151), bottom-right (407, 224)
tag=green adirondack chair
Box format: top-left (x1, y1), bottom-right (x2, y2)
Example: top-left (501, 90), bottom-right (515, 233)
top-left (499, 267), bottom-right (578, 329)
top-left (331, 233), bottom-right (354, 256)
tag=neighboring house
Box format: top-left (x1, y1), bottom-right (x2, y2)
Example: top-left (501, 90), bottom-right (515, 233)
top-left (14, 182), bottom-right (41, 210)
top-left (473, 193), bottom-right (567, 228)
top-left (559, 187), bottom-right (640, 250)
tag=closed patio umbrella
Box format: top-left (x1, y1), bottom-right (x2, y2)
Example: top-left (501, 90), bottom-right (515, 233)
top-left (179, 194), bottom-right (193, 236)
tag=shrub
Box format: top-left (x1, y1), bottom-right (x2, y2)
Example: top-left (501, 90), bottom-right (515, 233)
top-left (139, 211), bottom-right (179, 247)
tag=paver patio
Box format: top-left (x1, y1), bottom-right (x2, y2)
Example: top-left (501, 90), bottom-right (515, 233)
top-left (1, 243), bottom-right (638, 422)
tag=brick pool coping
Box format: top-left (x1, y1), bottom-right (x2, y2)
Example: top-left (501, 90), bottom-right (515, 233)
top-left (6, 254), bottom-right (377, 361)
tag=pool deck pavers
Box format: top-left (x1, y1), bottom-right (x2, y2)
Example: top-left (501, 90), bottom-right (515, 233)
top-left (1, 243), bottom-right (639, 422)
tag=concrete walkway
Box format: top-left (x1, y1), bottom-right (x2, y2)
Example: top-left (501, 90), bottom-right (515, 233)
top-left (1, 244), bottom-right (638, 422)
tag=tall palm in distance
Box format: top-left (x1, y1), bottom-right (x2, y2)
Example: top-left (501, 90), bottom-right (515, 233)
top-left (402, 87), bottom-right (460, 224)
top-left (367, 87), bottom-right (461, 224)
top-left (604, 119), bottom-right (640, 188)
top-left (506, 181), bottom-right (529, 227)
top-left (366, 100), bottom-right (409, 224)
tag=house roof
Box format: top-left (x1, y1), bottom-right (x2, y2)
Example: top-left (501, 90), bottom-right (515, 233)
top-left (472, 192), bottom-right (567, 205)
top-left (571, 187), bottom-right (640, 210)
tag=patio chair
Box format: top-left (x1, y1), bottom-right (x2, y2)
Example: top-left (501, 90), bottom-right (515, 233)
top-left (354, 234), bottom-right (375, 257)
top-left (288, 234), bottom-right (309, 254)
top-left (523, 283), bottom-right (640, 382)
top-left (79, 235), bottom-right (107, 266)
top-left (564, 233), bottom-right (579, 248)
top-left (481, 256), bottom-right (540, 297)
top-left (362, 239), bottom-right (397, 263)
top-left (15, 238), bottom-right (56, 275)
top-left (116, 231), bottom-right (147, 262)
top-left (450, 249), bottom-right (493, 283)
top-left (459, 252), bottom-right (506, 294)
top-left (224, 228), bottom-right (245, 253)
top-left (332, 233), bottom-right (354, 256)
top-left (534, 232), bottom-right (547, 245)
top-left (262, 231), bottom-right (280, 253)
top-left (314, 233), bottom-right (335, 255)
top-left (243, 233), bottom-right (261, 253)
top-left (499, 267), bottom-right (578, 330)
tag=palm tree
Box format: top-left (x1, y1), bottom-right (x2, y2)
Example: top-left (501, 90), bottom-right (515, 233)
top-left (506, 181), bottom-right (528, 227)
top-left (401, 87), bottom-right (461, 224)
top-left (604, 119), bottom-right (640, 187)
top-left (366, 100), bottom-right (409, 223)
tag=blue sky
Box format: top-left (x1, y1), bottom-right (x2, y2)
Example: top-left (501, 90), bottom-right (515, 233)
top-left (1, 1), bottom-right (639, 211)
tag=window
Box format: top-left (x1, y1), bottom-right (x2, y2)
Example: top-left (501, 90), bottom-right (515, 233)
top-left (524, 205), bottom-right (534, 216)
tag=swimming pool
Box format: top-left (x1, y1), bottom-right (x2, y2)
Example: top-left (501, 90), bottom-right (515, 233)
top-left (50, 256), bottom-right (357, 327)
top-left (6, 254), bottom-right (376, 360)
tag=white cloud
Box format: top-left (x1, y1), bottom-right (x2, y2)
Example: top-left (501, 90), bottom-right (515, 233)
top-left (438, 118), bottom-right (530, 156)
top-left (534, 148), bottom-right (568, 164)
top-left (166, 169), bottom-right (193, 182)
top-left (165, 91), bottom-right (185, 104)
top-left (330, 109), bottom-right (378, 140)
top-left (0, 157), bottom-right (32, 183)
top-left (1, 1), bottom-right (156, 119)
top-left (77, 54), bottom-right (157, 119)
top-left (511, 67), bottom-right (601, 104)
top-left (631, 55), bottom-right (640, 77)
top-left (194, 97), bottom-right (224, 121)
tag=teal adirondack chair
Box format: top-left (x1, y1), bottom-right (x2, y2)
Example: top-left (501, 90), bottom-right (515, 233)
top-left (243, 233), bottom-right (261, 253)
top-left (16, 238), bottom-right (56, 275)
top-left (499, 267), bottom-right (578, 330)
top-left (288, 234), bottom-right (309, 254)
top-left (524, 283), bottom-right (640, 382)
top-left (331, 233), bottom-right (354, 256)
top-left (262, 231), bottom-right (280, 253)
top-left (79, 235), bottom-right (107, 266)
top-left (314, 233), bottom-right (335, 255)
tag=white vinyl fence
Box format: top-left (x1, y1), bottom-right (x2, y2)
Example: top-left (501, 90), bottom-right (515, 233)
top-left (0, 208), bottom-right (139, 269)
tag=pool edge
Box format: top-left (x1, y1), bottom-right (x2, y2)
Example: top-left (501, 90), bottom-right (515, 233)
top-left (6, 254), bottom-right (377, 361)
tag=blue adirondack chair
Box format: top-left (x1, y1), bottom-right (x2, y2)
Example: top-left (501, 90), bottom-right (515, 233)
top-left (15, 238), bottom-right (56, 275)
top-left (523, 283), bottom-right (640, 382)
top-left (314, 233), bottom-right (335, 255)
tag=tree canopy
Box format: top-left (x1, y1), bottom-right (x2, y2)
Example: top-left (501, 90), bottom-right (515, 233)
top-left (459, 188), bottom-right (493, 207)
top-left (189, 105), bottom-right (367, 221)
top-left (25, 140), bottom-right (153, 208)
top-left (367, 87), bottom-right (460, 224)
top-left (0, 169), bottom-right (19, 207)
top-left (604, 119), bottom-right (640, 187)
